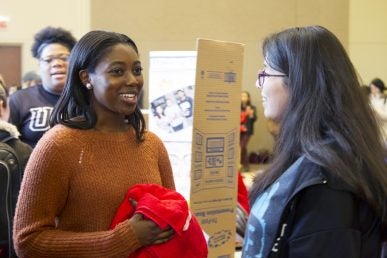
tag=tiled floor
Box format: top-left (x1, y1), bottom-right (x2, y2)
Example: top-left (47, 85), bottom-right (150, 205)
top-left (240, 163), bottom-right (268, 190)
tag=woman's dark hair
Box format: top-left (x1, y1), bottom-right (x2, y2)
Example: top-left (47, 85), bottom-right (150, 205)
top-left (250, 26), bottom-right (387, 220)
top-left (31, 26), bottom-right (77, 58)
top-left (50, 30), bottom-right (145, 142)
top-left (370, 78), bottom-right (386, 93)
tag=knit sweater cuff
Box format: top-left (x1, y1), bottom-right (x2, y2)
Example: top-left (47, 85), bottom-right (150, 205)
top-left (113, 219), bottom-right (142, 254)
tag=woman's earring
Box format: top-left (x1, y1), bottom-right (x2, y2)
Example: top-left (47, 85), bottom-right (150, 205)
top-left (86, 83), bottom-right (93, 90)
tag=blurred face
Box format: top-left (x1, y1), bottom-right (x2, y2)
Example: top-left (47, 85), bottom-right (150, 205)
top-left (241, 92), bottom-right (249, 103)
top-left (38, 43), bottom-right (70, 94)
top-left (87, 44), bottom-right (144, 121)
top-left (258, 63), bottom-right (289, 123)
top-left (370, 83), bottom-right (381, 95)
top-left (156, 105), bottom-right (163, 114)
top-left (177, 91), bottom-right (185, 100)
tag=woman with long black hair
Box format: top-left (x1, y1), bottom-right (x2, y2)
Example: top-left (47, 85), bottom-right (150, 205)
top-left (243, 25), bottom-right (387, 258)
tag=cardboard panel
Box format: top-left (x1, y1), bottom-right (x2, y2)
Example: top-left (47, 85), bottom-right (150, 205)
top-left (190, 39), bottom-right (244, 257)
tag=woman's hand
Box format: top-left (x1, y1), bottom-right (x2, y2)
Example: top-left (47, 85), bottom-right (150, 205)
top-left (246, 105), bottom-right (255, 117)
top-left (129, 213), bottom-right (175, 246)
top-left (128, 199), bottom-right (174, 246)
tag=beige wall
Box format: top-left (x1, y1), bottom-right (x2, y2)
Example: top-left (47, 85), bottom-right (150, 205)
top-left (0, 0), bottom-right (90, 76)
top-left (91, 0), bottom-right (349, 153)
top-left (5, 0), bottom-right (376, 153)
top-left (349, 0), bottom-right (387, 85)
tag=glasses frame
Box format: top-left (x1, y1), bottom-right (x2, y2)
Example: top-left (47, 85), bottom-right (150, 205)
top-left (257, 70), bottom-right (286, 88)
top-left (39, 54), bottom-right (70, 65)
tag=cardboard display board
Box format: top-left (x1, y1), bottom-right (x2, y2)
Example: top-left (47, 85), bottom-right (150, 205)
top-left (190, 39), bottom-right (244, 257)
top-left (148, 40), bottom-right (244, 257)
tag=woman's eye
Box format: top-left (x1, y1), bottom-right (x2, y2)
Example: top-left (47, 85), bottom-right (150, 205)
top-left (133, 66), bottom-right (143, 76)
top-left (110, 68), bottom-right (124, 75)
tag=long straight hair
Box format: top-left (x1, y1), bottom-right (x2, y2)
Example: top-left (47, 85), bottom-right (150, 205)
top-left (250, 26), bottom-right (387, 221)
top-left (50, 30), bottom-right (145, 141)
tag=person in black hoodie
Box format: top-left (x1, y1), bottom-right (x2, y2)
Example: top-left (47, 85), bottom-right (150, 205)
top-left (243, 26), bottom-right (387, 258)
top-left (0, 78), bottom-right (32, 257)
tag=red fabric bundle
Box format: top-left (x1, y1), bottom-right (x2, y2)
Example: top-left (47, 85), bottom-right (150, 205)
top-left (110, 184), bottom-right (208, 258)
top-left (237, 171), bottom-right (250, 214)
top-left (240, 111), bottom-right (248, 132)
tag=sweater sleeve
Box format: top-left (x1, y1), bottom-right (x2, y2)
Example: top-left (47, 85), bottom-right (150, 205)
top-left (373, 104), bottom-right (387, 121)
top-left (13, 134), bottom-right (142, 258)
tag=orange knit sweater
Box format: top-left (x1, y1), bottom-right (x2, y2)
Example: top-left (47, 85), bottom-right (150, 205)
top-left (13, 124), bottom-right (175, 258)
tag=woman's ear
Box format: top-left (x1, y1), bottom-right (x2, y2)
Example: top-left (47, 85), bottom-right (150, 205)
top-left (79, 69), bottom-right (90, 86)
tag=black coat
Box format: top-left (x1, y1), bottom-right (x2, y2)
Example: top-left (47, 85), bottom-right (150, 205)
top-left (0, 121), bottom-right (32, 257)
top-left (0, 123), bottom-right (32, 173)
top-left (276, 159), bottom-right (383, 258)
top-left (243, 157), bottom-right (384, 258)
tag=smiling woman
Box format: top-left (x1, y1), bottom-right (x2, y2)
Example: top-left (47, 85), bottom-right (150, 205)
top-left (11, 31), bottom-right (186, 258)
top-left (78, 43), bottom-right (145, 129)
top-left (257, 65), bottom-right (289, 124)
top-left (244, 25), bottom-right (387, 258)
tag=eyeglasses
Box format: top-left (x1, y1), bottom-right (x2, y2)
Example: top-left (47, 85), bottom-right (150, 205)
top-left (256, 70), bottom-right (286, 88)
top-left (39, 54), bottom-right (70, 65)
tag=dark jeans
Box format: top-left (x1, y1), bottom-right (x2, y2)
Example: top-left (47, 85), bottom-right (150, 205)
top-left (240, 133), bottom-right (250, 170)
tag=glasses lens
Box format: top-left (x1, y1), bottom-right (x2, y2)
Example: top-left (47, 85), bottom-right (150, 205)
top-left (40, 55), bottom-right (69, 65)
top-left (58, 56), bottom-right (69, 62)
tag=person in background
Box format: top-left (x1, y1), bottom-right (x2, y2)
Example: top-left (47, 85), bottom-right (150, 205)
top-left (369, 78), bottom-right (387, 257)
top-left (0, 78), bottom-right (32, 258)
top-left (21, 71), bottom-right (41, 89)
top-left (8, 27), bottom-right (76, 147)
top-left (13, 30), bottom-right (176, 257)
top-left (164, 98), bottom-right (184, 132)
top-left (0, 74), bottom-right (10, 125)
top-left (369, 78), bottom-right (387, 146)
top-left (240, 91), bottom-right (257, 172)
top-left (243, 26), bottom-right (387, 257)
top-left (0, 75), bottom-right (5, 89)
top-left (0, 77), bottom-right (31, 157)
top-left (175, 89), bottom-right (193, 119)
top-left (154, 104), bottom-right (171, 133)
top-left (361, 84), bottom-right (371, 98)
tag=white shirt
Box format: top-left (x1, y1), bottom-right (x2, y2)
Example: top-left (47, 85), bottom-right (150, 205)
top-left (370, 93), bottom-right (387, 142)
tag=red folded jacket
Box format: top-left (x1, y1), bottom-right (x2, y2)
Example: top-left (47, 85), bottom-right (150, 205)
top-left (110, 184), bottom-right (208, 258)
top-left (237, 171), bottom-right (250, 214)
